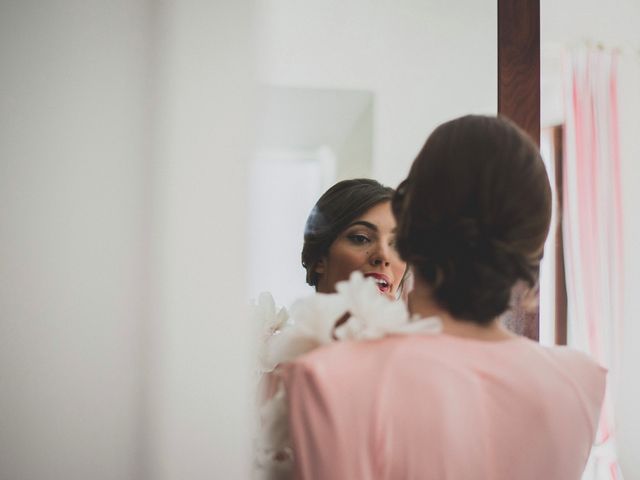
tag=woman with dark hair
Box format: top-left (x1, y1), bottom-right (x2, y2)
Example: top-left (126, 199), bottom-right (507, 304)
top-left (272, 116), bottom-right (606, 479)
top-left (301, 178), bottom-right (406, 298)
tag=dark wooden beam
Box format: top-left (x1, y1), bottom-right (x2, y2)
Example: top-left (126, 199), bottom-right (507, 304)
top-left (498, 0), bottom-right (541, 340)
top-left (498, 0), bottom-right (540, 145)
top-left (553, 125), bottom-right (568, 345)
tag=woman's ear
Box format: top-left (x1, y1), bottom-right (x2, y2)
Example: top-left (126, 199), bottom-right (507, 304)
top-left (314, 259), bottom-right (326, 274)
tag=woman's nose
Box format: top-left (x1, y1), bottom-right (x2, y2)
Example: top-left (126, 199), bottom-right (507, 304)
top-left (371, 257), bottom-right (390, 267)
top-left (369, 246), bottom-right (391, 267)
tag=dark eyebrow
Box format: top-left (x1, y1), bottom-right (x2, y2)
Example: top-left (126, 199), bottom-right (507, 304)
top-left (346, 220), bottom-right (378, 232)
top-left (346, 221), bottom-right (397, 234)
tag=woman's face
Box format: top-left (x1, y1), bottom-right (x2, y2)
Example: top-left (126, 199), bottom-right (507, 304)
top-left (315, 201), bottom-right (406, 298)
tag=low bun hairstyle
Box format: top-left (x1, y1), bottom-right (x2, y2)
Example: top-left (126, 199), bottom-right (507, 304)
top-left (302, 179), bottom-right (395, 288)
top-left (393, 115), bottom-right (552, 325)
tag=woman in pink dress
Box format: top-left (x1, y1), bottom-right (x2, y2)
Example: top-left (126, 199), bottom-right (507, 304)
top-left (281, 115), bottom-right (606, 479)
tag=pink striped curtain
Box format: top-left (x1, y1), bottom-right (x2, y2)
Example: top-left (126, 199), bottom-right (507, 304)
top-left (563, 47), bottom-right (624, 480)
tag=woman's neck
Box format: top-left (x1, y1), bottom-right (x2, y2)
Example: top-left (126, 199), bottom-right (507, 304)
top-left (408, 277), bottom-right (516, 341)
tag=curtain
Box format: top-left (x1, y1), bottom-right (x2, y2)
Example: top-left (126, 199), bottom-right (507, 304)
top-left (563, 47), bottom-right (624, 480)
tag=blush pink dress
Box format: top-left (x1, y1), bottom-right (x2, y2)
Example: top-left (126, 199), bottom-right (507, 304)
top-left (282, 334), bottom-right (606, 480)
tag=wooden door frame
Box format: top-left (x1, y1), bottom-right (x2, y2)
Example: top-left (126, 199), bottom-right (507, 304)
top-left (497, 0), bottom-right (541, 340)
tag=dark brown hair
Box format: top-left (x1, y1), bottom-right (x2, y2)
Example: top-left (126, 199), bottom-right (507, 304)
top-left (393, 115), bottom-right (552, 324)
top-left (302, 179), bottom-right (395, 287)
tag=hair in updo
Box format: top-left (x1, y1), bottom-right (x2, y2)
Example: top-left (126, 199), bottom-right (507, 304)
top-left (392, 115), bottom-right (552, 325)
top-left (302, 179), bottom-right (395, 288)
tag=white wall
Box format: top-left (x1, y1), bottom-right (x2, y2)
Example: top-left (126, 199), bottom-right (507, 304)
top-left (0, 2), bottom-right (255, 479)
top-left (336, 100), bottom-right (374, 180)
top-left (0, 1), bottom-right (149, 479)
top-left (257, 0), bottom-right (497, 187)
top-left (145, 2), bottom-right (255, 479)
top-left (252, 86), bottom-right (373, 305)
top-left (541, 0), bottom-right (640, 474)
top-left (248, 152), bottom-right (327, 307)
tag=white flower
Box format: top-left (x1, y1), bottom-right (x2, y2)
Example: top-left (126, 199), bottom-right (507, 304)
top-left (268, 292), bottom-right (347, 366)
top-left (252, 292), bottom-right (290, 336)
top-left (251, 292), bottom-right (289, 372)
top-left (334, 271), bottom-right (442, 340)
top-left (265, 272), bottom-right (442, 366)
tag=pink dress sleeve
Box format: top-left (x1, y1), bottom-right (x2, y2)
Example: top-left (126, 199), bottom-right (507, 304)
top-left (282, 355), bottom-right (378, 480)
top-left (284, 361), bottom-right (344, 480)
top-left (545, 347), bottom-right (608, 441)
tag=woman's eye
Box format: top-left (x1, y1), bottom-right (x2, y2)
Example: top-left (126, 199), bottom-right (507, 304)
top-left (348, 234), bottom-right (370, 245)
